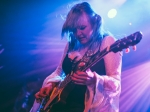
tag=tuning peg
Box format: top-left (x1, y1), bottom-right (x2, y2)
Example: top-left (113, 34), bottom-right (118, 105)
top-left (125, 45), bottom-right (137, 53)
top-left (125, 48), bottom-right (130, 53)
top-left (132, 45), bottom-right (136, 51)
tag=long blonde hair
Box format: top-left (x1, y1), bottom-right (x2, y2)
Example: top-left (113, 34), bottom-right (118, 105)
top-left (61, 2), bottom-right (109, 51)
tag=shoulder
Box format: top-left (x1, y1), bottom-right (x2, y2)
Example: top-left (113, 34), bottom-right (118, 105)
top-left (61, 42), bottom-right (69, 55)
top-left (100, 36), bottom-right (117, 51)
top-left (102, 35), bottom-right (116, 45)
top-left (64, 42), bottom-right (69, 51)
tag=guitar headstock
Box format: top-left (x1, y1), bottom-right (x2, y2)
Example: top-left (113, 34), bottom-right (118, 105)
top-left (111, 31), bottom-right (143, 53)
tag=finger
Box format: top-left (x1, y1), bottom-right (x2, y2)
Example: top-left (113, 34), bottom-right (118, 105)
top-left (72, 77), bottom-right (86, 85)
top-left (35, 92), bottom-right (42, 103)
top-left (86, 69), bottom-right (93, 77)
top-left (35, 92), bottom-right (41, 99)
top-left (75, 71), bottom-right (87, 76)
top-left (86, 68), bottom-right (91, 72)
top-left (73, 77), bottom-right (91, 85)
top-left (45, 87), bottom-right (51, 96)
top-left (71, 75), bottom-right (89, 83)
top-left (39, 88), bottom-right (47, 97)
top-left (73, 81), bottom-right (85, 85)
top-left (72, 73), bottom-right (87, 80)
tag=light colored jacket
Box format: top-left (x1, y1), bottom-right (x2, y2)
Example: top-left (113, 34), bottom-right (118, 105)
top-left (30, 36), bottom-right (122, 112)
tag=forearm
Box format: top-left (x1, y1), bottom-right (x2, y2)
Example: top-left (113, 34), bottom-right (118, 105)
top-left (95, 74), bottom-right (121, 92)
top-left (100, 36), bottom-right (122, 92)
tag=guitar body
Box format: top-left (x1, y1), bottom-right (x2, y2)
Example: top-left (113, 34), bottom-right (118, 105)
top-left (49, 82), bottom-right (76, 110)
top-left (40, 81), bottom-right (86, 112)
top-left (44, 94), bottom-right (66, 112)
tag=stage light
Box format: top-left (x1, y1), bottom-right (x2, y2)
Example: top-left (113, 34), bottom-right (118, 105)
top-left (120, 61), bottom-right (150, 111)
top-left (129, 22), bottom-right (132, 25)
top-left (108, 8), bottom-right (117, 18)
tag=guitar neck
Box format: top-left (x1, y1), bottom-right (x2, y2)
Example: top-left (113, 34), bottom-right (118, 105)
top-left (60, 46), bottom-right (111, 86)
top-left (82, 47), bottom-right (110, 71)
top-left (59, 31), bottom-right (143, 88)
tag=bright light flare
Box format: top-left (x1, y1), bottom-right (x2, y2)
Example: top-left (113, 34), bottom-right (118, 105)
top-left (120, 61), bottom-right (150, 111)
top-left (108, 9), bottom-right (117, 18)
top-left (129, 22), bottom-right (132, 25)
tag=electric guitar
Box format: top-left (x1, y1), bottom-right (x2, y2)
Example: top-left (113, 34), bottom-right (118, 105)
top-left (38, 31), bottom-right (143, 112)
